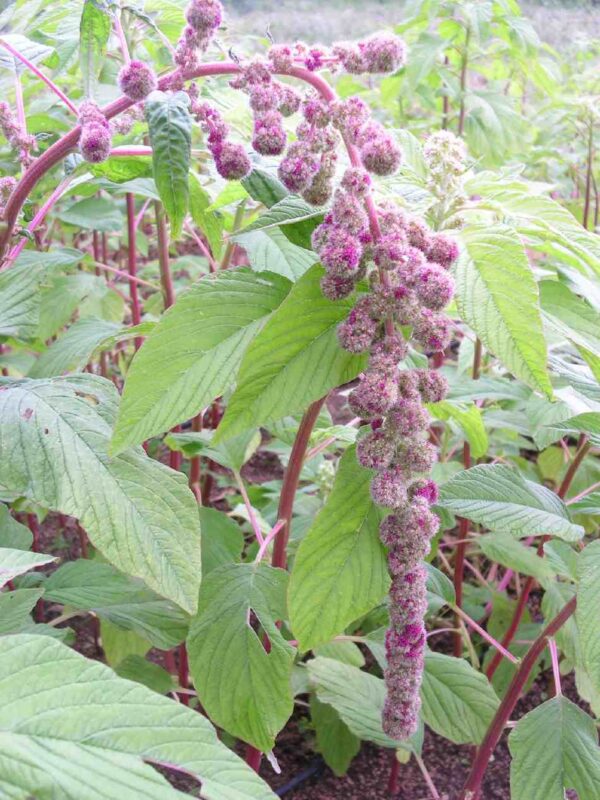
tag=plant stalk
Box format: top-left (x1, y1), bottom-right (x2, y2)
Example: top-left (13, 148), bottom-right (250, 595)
top-left (126, 193), bottom-right (143, 350)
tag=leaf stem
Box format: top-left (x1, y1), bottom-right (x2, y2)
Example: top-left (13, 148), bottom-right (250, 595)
top-left (126, 193), bottom-right (143, 350)
top-left (234, 471), bottom-right (264, 546)
top-left (453, 604), bottom-right (519, 664)
top-left (548, 638), bottom-right (562, 697)
top-left (254, 519), bottom-right (286, 563)
top-left (460, 597), bottom-right (576, 799)
top-left (0, 37), bottom-right (78, 115)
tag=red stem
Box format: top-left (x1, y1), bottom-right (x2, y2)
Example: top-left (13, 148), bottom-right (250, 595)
top-left (126, 193), bottom-right (143, 350)
top-left (387, 752), bottom-right (400, 795)
top-left (460, 597), bottom-right (576, 799)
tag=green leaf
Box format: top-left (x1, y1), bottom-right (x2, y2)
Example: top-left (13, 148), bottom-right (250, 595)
top-left (79, 0), bottom-right (111, 98)
top-left (0, 33), bottom-right (53, 75)
top-left (307, 657), bottom-right (416, 750)
top-left (478, 532), bottom-right (555, 582)
top-left (29, 318), bottom-right (121, 378)
top-left (235, 229), bottom-right (317, 280)
top-left (91, 155), bottom-right (153, 182)
top-left (189, 175), bottom-right (224, 259)
top-left (0, 375), bottom-right (201, 613)
top-left (0, 634), bottom-right (276, 800)
top-left (44, 560), bottom-right (190, 649)
top-left (454, 225), bottom-right (551, 397)
top-left (188, 562), bottom-right (294, 751)
top-left (240, 195), bottom-right (323, 234)
top-left (0, 505), bottom-right (32, 550)
top-left (0, 259), bottom-right (47, 340)
top-left (576, 541), bottom-right (600, 695)
top-left (112, 269), bottom-right (290, 453)
top-left (540, 280), bottom-right (600, 359)
top-left (438, 464), bottom-right (583, 541)
top-left (199, 507), bottom-right (244, 576)
top-left (509, 697), bottom-right (600, 800)
top-left (0, 547), bottom-right (55, 588)
top-left (242, 168), bottom-right (288, 208)
top-left (289, 447), bottom-right (389, 651)
top-left (421, 650), bottom-right (499, 744)
top-left (429, 400), bottom-right (488, 458)
top-left (100, 619), bottom-right (151, 667)
top-left (215, 264), bottom-right (366, 442)
top-left (167, 429), bottom-right (261, 472)
top-left (145, 91), bottom-right (192, 238)
top-left (115, 655), bottom-right (175, 694)
top-left (426, 563), bottom-right (456, 612)
top-left (310, 696), bottom-right (360, 776)
top-left (0, 588), bottom-right (43, 634)
top-left (57, 197), bottom-right (123, 231)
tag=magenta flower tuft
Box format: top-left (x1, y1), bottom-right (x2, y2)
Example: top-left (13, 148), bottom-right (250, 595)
top-left (360, 33), bottom-right (407, 74)
top-left (213, 141), bottom-right (251, 180)
top-left (118, 60), bottom-right (158, 101)
top-left (252, 110), bottom-right (287, 155)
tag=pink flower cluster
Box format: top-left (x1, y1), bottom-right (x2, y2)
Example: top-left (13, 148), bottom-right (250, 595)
top-left (176, 0), bottom-right (223, 70)
top-left (118, 60), bottom-right (158, 102)
top-left (229, 61), bottom-right (301, 159)
top-left (267, 32), bottom-right (406, 75)
top-left (0, 102), bottom-right (35, 163)
top-left (329, 190), bottom-right (459, 740)
top-left (78, 102), bottom-right (111, 163)
top-left (188, 85), bottom-right (251, 180)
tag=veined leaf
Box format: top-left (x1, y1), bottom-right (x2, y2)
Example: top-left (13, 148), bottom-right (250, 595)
top-left (57, 197), bottom-right (123, 231)
top-left (0, 375), bottom-right (201, 613)
top-left (112, 269), bottom-right (291, 453)
top-left (310, 696), bottom-right (360, 776)
top-left (429, 400), bottom-right (488, 458)
top-left (189, 175), bottom-right (224, 259)
top-left (198, 507), bottom-right (244, 576)
top-left (0, 547), bottom-right (55, 588)
top-left (0, 634), bottom-right (276, 800)
top-left (242, 168), bottom-right (287, 207)
top-left (187, 562), bottom-right (295, 752)
top-left (289, 446), bottom-right (389, 651)
top-left (0, 260), bottom-right (47, 340)
top-left (576, 541), bottom-right (600, 696)
top-left (479, 532), bottom-right (555, 582)
top-left (0, 33), bottom-right (53, 75)
top-left (540, 280), bottom-right (600, 359)
top-left (0, 505), bottom-right (32, 550)
top-left (438, 464), bottom-right (583, 541)
top-left (509, 697), bottom-right (600, 800)
top-left (235, 228), bottom-right (317, 280)
top-left (454, 224), bottom-right (551, 397)
top-left (215, 264), bottom-right (366, 442)
top-left (79, 0), bottom-right (111, 98)
top-left (421, 651), bottom-right (499, 744)
top-left (44, 560), bottom-right (190, 649)
top-left (307, 657), bottom-right (417, 750)
top-left (29, 318), bottom-right (122, 378)
top-left (145, 91), bottom-right (192, 238)
top-left (239, 195), bottom-right (323, 234)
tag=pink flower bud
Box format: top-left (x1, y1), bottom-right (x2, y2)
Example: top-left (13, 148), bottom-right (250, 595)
top-left (118, 60), bottom-right (158, 101)
top-left (213, 141), bottom-right (251, 180)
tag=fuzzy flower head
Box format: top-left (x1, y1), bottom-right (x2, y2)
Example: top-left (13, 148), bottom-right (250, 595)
top-left (341, 167), bottom-right (371, 197)
top-left (0, 175), bottom-right (16, 202)
top-left (320, 273), bottom-right (355, 301)
top-left (331, 97), bottom-right (370, 142)
top-left (252, 110), bottom-right (287, 155)
top-left (213, 141), bottom-right (251, 180)
top-left (415, 262), bottom-right (455, 310)
top-left (424, 129), bottom-right (467, 178)
top-left (415, 368), bottom-right (449, 404)
top-left (370, 465), bottom-right (408, 508)
top-left (331, 189), bottom-right (369, 234)
top-left (360, 33), bottom-right (406, 74)
top-left (384, 397), bottom-right (430, 438)
top-left (413, 309), bottom-right (452, 353)
top-left (268, 44), bottom-right (294, 73)
top-left (337, 300), bottom-right (379, 353)
top-left (357, 429), bottom-right (396, 470)
top-left (349, 369), bottom-right (399, 419)
top-left (359, 124), bottom-right (402, 176)
top-left (278, 141), bottom-right (320, 192)
top-left (427, 232), bottom-right (460, 269)
top-left (278, 85), bottom-right (302, 117)
top-left (185, 0), bottom-right (223, 33)
top-left (118, 60), bottom-right (158, 101)
top-left (318, 225), bottom-right (363, 276)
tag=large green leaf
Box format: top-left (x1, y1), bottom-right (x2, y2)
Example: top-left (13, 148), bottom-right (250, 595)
top-left (478, 532), bottom-right (555, 582)
top-left (466, 175), bottom-right (600, 276)
top-left (429, 400), bottom-right (488, 458)
top-left (0, 588), bottom-right (43, 634)
top-left (0, 547), bottom-right (55, 588)
top-left (189, 175), bottom-right (224, 259)
top-left (111, 269), bottom-right (290, 453)
top-left (289, 446), bottom-right (389, 651)
top-left (215, 264), bottom-right (366, 442)
top-left (0, 634), bottom-right (275, 800)
top-left (454, 224), bottom-right (551, 397)
top-left (44, 560), bottom-right (190, 649)
top-left (57, 197), bottom-right (123, 232)
top-left (438, 464), bottom-right (583, 541)
top-left (576, 541), bottom-right (600, 695)
top-left (509, 697), bottom-right (600, 800)
top-left (310, 696), bottom-right (360, 776)
top-left (0, 260), bottom-right (46, 340)
top-left (145, 91), bottom-right (192, 238)
top-left (198, 507), bottom-right (244, 576)
top-left (187, 562), bottom-right (294, 751)
top-left (234, 229), bottom-right (317, 280)
top-left (0, 375), bottom-right (201, 613)
top-left (79, 0), bottom-right (111, 98)
top-left (0, 505), bottom-right (32, 550)
top-left (307, 657), bottom-right (415, 750)
top-left (421, 651), bottom-right (499, 744)
top-left (540, 280), bottom-right (600, 358)
top-left (29, 318), bottom-right (121, 378)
